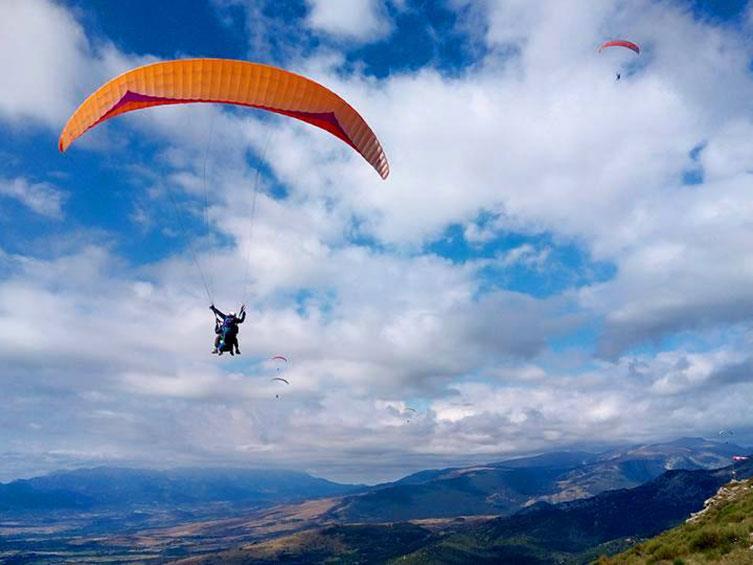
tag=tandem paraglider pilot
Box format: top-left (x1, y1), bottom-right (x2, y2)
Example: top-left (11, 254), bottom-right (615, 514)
top-left (210, 304), bottom-right (246, 356)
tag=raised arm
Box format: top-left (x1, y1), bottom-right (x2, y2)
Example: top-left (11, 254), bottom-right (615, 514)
top-left (210, 304), bottom-right (226, 318)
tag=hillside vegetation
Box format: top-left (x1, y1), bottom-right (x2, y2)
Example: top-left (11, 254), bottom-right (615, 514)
top-left (600, 478), bottom-right (753, 564)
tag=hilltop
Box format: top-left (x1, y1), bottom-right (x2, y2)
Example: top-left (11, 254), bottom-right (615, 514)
top-left (601, 478), bottom-right (753, 564)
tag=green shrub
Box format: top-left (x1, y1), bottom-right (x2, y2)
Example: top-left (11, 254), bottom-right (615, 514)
top-left (651, 544), bottom-right (680, 561)
top-left (722, 509), bottom-right (745, 523)
top-left (689, 525), bottom-right (744, 553)
top-left (689, 528), bottom-right (721, 551)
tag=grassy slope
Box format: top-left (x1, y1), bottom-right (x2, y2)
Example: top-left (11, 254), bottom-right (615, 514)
top-left (599, 479), bottom-right (753, 564)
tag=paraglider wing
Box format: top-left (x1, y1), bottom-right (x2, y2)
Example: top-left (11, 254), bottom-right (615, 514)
top-left (271, 377), bottom-right (290, 385)
top-left (271, 355), bottom-right (289, 374)
top-left (598, 40), bottom-right (640, 54)
top-left (402, 407), bottom-right (418, 422)
top-left (59, 59), bottom-right (389, 179)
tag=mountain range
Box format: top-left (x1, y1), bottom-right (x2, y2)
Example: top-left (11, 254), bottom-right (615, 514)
top-left (182, 454), bottom-right (753, 564)
top-left (0, 466), bottom-right (362, 515)
top-left (0, 437), bottom-right (749, 563)
top-left (327, 437), bottom-right (742, 523)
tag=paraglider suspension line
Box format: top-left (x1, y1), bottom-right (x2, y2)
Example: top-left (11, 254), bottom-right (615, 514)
top-left (242, 127), bottom-right (274, 305)
top-left (201, 113), bottom-right (218, 295)
top-left (165, 188), bottom-right (215, 304)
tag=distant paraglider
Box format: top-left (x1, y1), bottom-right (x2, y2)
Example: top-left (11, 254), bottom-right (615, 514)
top-left (719, 430), bottom-right (734, 445)
top-left (731, 453), bottom-right (748, 480)
top-left (598, 40), bottom-right (640, 54)
top-left (271, 377), bottom-right (290, 399)
top-left (270, 356), bottom-right (290, 398)
top-left (271, 355), bottom-right (288, 373)
top-left (599, 40), bottom-right (640, 81)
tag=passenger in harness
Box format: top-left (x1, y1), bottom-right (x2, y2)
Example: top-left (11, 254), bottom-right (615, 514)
top-left (210, 304), bottom-right (246, 355)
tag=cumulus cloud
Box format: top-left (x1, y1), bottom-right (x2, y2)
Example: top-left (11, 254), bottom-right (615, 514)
top-left (3, 0), bottom-right (753, 483)
top-left (0, 177), bottom-right (66, 218)
top-left (259, 0), bottom-right (753, 357)
top-left (499, 243), bottom-right (552, 269)
top-left (305, 0), bottom-right (391, 42)
top-left (428, 340), bottom-right (753, 454)
top-left (0, 0), bottom-right (89, 126)
top-left (0, 231), bottom-right (571, 482)
top-left (579, 170), bottom-right (753, 356)
top-left (0, 0), bottom-right (152, 134)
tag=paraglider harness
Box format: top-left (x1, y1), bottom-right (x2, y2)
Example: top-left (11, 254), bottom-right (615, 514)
top-left (214, 318), bottom-right (230, 351)
top-left (219, 320), bottom-right (236, 351)
top-left (211, 305), bottom-right (245, 355)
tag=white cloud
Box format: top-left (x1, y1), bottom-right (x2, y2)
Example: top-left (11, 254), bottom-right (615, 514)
top-left (0, 0), bottom-right (153, 137)
top-left (257, 0), bottom-right (753, 359)
top-left (0, 0), bottom-right (89, 126)
top-left (0, 177), bottom-right (66, 218)
top-left (4, 0), bottom-right (753, 483)
top-left (499, 243), bottom-right (551, 269)
top-left (305, 0), bottom-right (391, 42)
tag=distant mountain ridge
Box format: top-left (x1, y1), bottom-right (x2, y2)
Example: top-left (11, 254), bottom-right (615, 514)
top-left (1, 438), bottom-right (750, 563)
top-left (328, 437), bottom-right (743, 523)
top-left (401, 456), bottom-right (753, 563)
top-left (0, 438), bottom-right (739, 520)
top-left (182, 456), bottom-right (753, 564)
top-left (0, 466), bottom-right (363, 515)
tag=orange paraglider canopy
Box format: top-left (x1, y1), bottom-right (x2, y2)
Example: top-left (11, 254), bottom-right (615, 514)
top-left (59, 58), bottom-right (389, 179)
top-left (598, 40), bottom-right (640, 54)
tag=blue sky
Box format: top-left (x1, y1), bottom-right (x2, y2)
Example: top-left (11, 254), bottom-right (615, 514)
top-left (2, 0), bottom-right (753, 483)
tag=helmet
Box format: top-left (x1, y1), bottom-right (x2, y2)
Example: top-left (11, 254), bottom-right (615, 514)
top-left (228, 312), bottom-right (236, 317)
